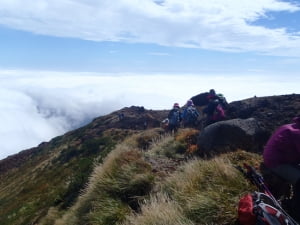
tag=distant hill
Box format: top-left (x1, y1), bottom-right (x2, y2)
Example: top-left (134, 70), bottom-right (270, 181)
top-left (0, 94), bottom-right (299, 225)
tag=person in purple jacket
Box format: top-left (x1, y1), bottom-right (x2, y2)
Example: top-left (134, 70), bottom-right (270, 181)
top-left (263, 115), bottom-right (300, 217)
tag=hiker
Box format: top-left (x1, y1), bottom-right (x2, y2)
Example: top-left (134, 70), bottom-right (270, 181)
top-left (167, 103), bottom-right (182, 132)
top-left (207, 89), bottom-right (218, 101)
top-left (202, 98), bottom-right (225, 126)
top-left (207, 89), bottom-right (228, 109)
top-left (262, 116), bottom-right (300, 219)
top-left (182, 100), bottom-right (199, 127)
top-left (202, 89), bottom-right (228, 126)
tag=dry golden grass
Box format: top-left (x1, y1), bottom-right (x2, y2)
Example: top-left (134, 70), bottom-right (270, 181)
top-left (146, 133), bottom-right (174, 156)
top-left (162, 154), bottom-right (256, 224)
top-left (123, 128), bottom-right (165, 150)
top-left (50, 129), bottom-right (261, 225)
top-left (120, 150), bottom-right (260, 225)
top-left (54, 142), bottom-right (154, 225)
top-left (121, 193), bottom-right (194, 225)
top-left (175, 128), bottom-right (199, 143)
top-left (38, 207), bottom-right (62, 225)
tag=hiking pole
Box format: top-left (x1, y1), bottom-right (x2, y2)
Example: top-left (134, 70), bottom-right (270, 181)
top-left (243, 164), bottom-right (274, 197)
top-left (240, 164), bottom-right (299, 225)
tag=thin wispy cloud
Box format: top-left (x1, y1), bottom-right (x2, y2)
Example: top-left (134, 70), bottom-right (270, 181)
top-left (0, 0), bottom-right (300, 55)
top-left (148, 52), bottom-right (170, 56)
top-left (0, 70), bottom-right (299, 159)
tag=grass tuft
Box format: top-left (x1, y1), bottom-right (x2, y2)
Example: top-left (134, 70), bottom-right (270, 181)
top-left (163, 155), bottom-right (255, 224)
top-left (121, 193), bottom-right (194, 225)
top-left (54, 144), bottom-right (154, 225)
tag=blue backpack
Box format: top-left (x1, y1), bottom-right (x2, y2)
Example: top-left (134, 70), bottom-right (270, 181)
top-left (184, 107), bottom-right (199, 123)
top-left (169, 110), bottom-right (180, 125)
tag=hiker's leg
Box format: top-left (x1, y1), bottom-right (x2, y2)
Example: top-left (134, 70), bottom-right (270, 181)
top-left (269, 164), bottom-right (300, 185)
top-left (293, 179), bottom-right (300, 206)
top-left (270, 164), bottom-right (300, 221)
top-left (290, 165), bottom-right (300, 219)
top-left (268, 164), bottom-right (300, 199)
top-left (287, 178), bottom-right (300, 222)
top-left (260, 163), bottom-right (290, 198)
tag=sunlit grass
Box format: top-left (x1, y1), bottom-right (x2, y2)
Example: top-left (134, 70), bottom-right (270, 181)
top-left (162, 154), bottom-right (258, 224)
top-left (54, 144), bottom-right (154, 225)
top-left (122, 193), bottom-right (194, 225)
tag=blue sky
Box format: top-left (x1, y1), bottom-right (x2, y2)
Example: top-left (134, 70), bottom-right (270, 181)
top-left (0, 0), bottom-right (300, 159)
top-left (1, 25), bottom-right (300, 76)
top-left (0, 25), bottom-right (299, 75)
top-left (0, 0), bottom-right (300, 74)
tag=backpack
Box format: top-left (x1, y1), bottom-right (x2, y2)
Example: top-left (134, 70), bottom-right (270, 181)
top-left (238, 191), bottom-right (296, 225)
top-left (212, 104), bottom-right (225, 121)
top-left (169, 110), bottom-right (180, 125)
top-left (217, 93), bottom-right (228, 109)
top-left (184, 107), bottom-right (198, 123)
top-left (237, 164), bottom-right (299, 225)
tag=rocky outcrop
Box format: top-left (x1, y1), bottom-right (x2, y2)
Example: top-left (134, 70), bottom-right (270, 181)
top-left (226, 94), bottom-right (300, 135)
top-left (197, 118), bottom-right (269, 156)
top-left (191, 92), bottom-right (209, 106)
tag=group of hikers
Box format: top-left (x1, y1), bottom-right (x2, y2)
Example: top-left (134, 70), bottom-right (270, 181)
top-left (165, 89), bottom-right (300, 222)
top-left (166, 100), bottom-right (199, 132)
top-left (165, 89), bottom-right (228, 132)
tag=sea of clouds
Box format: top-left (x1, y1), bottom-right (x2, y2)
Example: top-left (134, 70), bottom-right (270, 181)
top-left (0, 70), bottom-right (299, 159)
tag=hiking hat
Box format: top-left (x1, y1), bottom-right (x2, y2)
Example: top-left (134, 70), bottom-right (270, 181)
top-left (173, 103), bottom-right (180, 108)
top-left (187, 100), bottom-right (194, 106)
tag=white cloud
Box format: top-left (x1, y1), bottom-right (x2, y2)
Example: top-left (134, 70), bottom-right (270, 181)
top-left (0, 0), bottom-right (300, 55)
top-left (0, 69), bottom-right (299, 159)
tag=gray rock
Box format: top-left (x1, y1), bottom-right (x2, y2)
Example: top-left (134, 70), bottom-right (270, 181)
top-left (197, 118), bottom-right (268, 156)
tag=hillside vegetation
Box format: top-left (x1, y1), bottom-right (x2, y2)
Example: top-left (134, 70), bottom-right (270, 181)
top-left (0, 94), bottom-right (299, 225)
top-left (42, 128), bottom-right (261, 225)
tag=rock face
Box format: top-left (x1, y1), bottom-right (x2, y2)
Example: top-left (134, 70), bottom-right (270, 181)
top-left (196, 94), bottom-right (300, 156)
top-left (197, 118), bottom-right (269, 156)
top-left (226, 94), bottom-right (300, 135)
top-left (191, 92), bottom-right (209, 106)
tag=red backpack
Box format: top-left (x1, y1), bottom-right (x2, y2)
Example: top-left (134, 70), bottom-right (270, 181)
top-left (238, 192), bottom-right (296, 225)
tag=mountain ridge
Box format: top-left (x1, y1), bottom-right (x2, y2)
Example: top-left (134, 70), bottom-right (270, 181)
top-left (1, 94), bottom-right (300, 176)
top-left (0, 93), bottom-right (299, 225)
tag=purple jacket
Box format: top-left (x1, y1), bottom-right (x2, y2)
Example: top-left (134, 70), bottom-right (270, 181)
top-left (263, 116), bottom-right (300, 168)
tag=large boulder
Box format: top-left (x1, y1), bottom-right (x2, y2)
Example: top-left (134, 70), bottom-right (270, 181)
top-left (197, 118), bottom-right (269, 156)
top-left (191, 92), bottom-right (209, 106)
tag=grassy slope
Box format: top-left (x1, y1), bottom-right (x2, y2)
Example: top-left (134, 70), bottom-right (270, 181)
top-left (39, 128), bottom-right (262, 225)
top-left (0, 128), bottom-right (134, 225)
